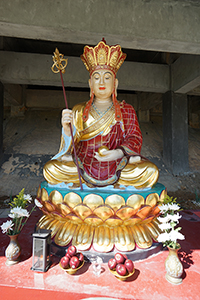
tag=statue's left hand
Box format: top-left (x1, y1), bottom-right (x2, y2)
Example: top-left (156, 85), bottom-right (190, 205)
top-left (94, 149), bottom-right (124, 162)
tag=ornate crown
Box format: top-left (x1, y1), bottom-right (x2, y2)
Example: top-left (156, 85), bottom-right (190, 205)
top-left (81, 39), bottom-right (126, 76)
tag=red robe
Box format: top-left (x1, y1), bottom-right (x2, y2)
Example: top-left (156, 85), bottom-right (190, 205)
top-left (74, 100), bottom-right (142, 186)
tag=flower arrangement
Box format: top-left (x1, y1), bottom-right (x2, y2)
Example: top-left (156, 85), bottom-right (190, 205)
top-left (0, 189), bottom-right (42, 236)
top-left (157, 195), bottom-right (185, 249)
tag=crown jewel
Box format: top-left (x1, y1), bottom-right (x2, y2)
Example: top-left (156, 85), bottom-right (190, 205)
top-left (81, 40), bottom-right (126, 75)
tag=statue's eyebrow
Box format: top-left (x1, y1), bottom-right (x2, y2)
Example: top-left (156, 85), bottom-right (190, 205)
top-left (92, 71), bottom-right (112, 77)
top-left (92, 72), bottom-right (100, 76)
top-left (104, 71), bottom-right (112, 76)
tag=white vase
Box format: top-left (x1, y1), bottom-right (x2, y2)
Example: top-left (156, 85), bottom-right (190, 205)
top-left (165, 244), bottom-right (183, 285)
top-left (5, 234), bottom-right (21, 266)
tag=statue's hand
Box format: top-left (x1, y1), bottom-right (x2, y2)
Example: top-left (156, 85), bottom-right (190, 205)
top-left (62, 109), bottom-right (73, 136)
top-left (129, 156), bottom-right (141, 163)
top-left (94, 149), bottom-right (124, 162)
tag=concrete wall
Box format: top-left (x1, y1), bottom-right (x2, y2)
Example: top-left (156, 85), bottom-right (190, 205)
top-left (0, 0), bottom-right (200, 54)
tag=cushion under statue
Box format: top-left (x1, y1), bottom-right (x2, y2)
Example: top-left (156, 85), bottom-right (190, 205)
top-left (36, 40), bottom-right (165, 253)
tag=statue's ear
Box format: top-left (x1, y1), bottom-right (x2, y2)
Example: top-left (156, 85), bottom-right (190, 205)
top-left (88, 79), bottom-right (93, 97)
top-left (115, 78), bottom-right (118, 97)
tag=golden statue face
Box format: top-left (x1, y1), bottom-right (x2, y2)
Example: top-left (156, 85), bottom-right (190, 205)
top-left (89, 69), bottom-right (118, 100)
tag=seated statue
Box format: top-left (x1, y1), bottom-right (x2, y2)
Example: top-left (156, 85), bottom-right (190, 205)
top-left (37, 40), bottom-right (165, 253)
top-left (43, 40), bottom-right (159, 189)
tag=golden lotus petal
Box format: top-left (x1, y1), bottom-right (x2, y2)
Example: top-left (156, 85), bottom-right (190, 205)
top-left (73, 204), bottom-right (92, 220)
top-left (37, 215), bottom-right (51, 228)
top-left (130, 224), bottom-right (152, 248)
top-left (65, 213), bottom-right (83, 224)
top-left (73, 223), bottom-right (94, 251)
top-left (114, 226), bottom-right (135, 251)
top-left (95, 225), bottom-right (111, 247)
top-left (123, 216), bottom-right (141, 226)
top-left (41, 188), bottom-right (49, 202)
top-left (105, 194), bottom-right (125, 212)
top-left (136, 205), bottom-right (152, 219)
top-left (104, 216), bottom-right (123, 227)
top-left (84, 215), bottom-right (103, 226)
top-left (74, 223), bottom-right (92, 245)
top-left (116, 206), bottom-right (137, 220)
top-left (54, 221), bottom-right (77, 246)
top-left (49, 190), bottom-right (63, 205)
top-left (64, 192), bottom-right (82, 208)
top-left (83, 194), bottom-right (104, 211)
top-left (37, 186), bottom-right (41, 198)
top-left (37, 215), bottom-right (61, 237)
top-left (114, 226), bottom-right (126, 246)
top-left (140, 215), bottom-right (155, 225)
top-left (145, 193), bottom-right (159, 207)
top-left (159, 189), bottom-right (167, 203)
top-left (146, 220), bottom-right (161, 241)
top-left (42, 201), bottom-right (55, 212)
top-left (93, 225), bottom-right (114, 252)
top-left (153, 218), bottom-right (161, 227)
top-left (126, 194), bottom-right (144, 209)
top-left (151, 206), bottom-right (161, 216)
top-left (93, 205), bottom-right (114, 221)
top-left (44, 218), bottom-right (62, 237)
top-left (56, 203), bottom-right (71, 217)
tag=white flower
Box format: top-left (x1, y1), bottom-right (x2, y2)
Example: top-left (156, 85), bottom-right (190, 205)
top-left (157, 215), bottom-right (170, 223)
top-left (159, 204), bottom-right (170, 213)
top-left (0, 220), bottom-right (14, 233)
top-left (9, 207), bottom-right (30, 218)
top-left (157, 232), bottom-right (171, 243)
top-left (158, 222), bottom-right (172, 231)
top-left (168, 203), bottom-right (180, 211)
top-left (169, 213), bottom-right (181, 222)
top-left (24, 194), bottom-right (32, 203)
top-left (34, 199), bottom-right (43, 208)
top-left (169, 230), bottom-right (185, 242)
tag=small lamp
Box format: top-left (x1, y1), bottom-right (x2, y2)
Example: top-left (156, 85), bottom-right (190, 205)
top-left (31, 229), bottom-right (52, 272)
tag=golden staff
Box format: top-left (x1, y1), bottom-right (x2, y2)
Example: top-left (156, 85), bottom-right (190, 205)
top-left (51, 48), bottom-right (83, 190)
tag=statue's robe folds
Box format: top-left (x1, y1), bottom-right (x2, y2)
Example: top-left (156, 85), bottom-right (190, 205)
top-left (44, 100), bottom-right (159, 188)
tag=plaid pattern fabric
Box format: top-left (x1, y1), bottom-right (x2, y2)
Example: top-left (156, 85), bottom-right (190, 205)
top-left (76, 101), bottom-right (142, 183)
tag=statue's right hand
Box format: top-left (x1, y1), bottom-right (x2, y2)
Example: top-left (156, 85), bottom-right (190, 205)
top-left (62, 109), bottom-right (73, 136)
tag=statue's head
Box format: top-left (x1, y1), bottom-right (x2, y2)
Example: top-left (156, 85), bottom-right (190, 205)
top-left (81, 39), bottom-right (126, 122)
top-left (89, 69), bottom-right (116, 101)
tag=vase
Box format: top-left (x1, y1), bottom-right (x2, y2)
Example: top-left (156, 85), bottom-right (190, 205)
top-left (165, 244), bottom-right (183, 285)
top-left (5, 234), bottom-right (21, 266)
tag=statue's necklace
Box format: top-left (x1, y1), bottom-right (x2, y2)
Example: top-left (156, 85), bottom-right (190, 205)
top-left (92, 102), bottom-right (113, 117)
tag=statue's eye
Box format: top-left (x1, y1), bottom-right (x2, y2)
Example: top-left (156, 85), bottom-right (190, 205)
top-left (94, 75), bottom-right (100, 80)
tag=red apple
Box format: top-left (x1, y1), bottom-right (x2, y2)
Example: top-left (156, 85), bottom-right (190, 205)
top-left (69, 256), bottom-right (80, 269)
top-left (60, 256), bottom-right (70, 269)
top-left (123, 254), bottom-right (128, 260)
top-left (77, 252), bottom-right (84, 262)
top-left (108, 258), bottom-right (117, 270)
top-left (116, 263), bottom-right (127, 276)
top-left (65, 252), bottom-right (72, 259)
top-left (67, 245), bottom-right (77, 256)
top-left (114, 253), bottom-right (125, 264)
top-left (124, 259), bottom-right (134, 273)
